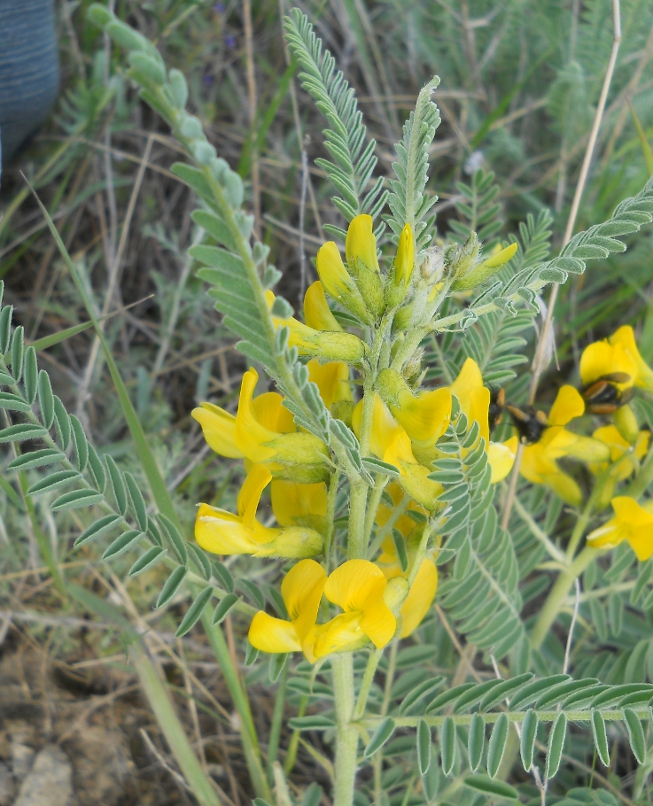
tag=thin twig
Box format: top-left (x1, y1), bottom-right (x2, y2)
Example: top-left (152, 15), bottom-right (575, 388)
top-left (298, 146), bottom-right (309, 309)
top-left (563, 577), bottom-right (581, 675)
top-left (243, 0), bottom-right (261, 240)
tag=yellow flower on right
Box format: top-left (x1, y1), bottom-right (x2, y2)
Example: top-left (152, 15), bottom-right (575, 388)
top-left (587, 496), bottom-right (653, 561)
top-left (580, 325), bottom-right (653, 393)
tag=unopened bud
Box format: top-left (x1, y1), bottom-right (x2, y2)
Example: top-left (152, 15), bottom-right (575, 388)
top-left (451, 241), bottom-right (518, 291)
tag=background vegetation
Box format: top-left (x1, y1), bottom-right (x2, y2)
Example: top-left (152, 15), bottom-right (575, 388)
top-left (1, 0), bottom-right (653, 804)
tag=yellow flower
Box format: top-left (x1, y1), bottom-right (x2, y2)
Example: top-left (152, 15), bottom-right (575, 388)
top-left (195, 464), bottom-right (323, 558)
top-left (353, 395), bottom-right (443, 510)
top-left (449, 358), bottom-right (518, 483)
top-left (192, 372), bottom-right (294, 461)
top-left (271, 478), bottom-right (328, 531)
top-left (316, 241), bottom-right (370, 324)
top-left (313, 560), bottom-right (396, 657)
top-left (346, 214), bottom-right (380, 274)
top-left (248, 559), bottom-right (327, 662)
top-left (307, 358), bottom-right (353, 411)
top-left (580, 325), bottom-right (653, 393)
top-left (397, 559), bottom-right (438, 638)
top-left (519, 386), bottom-right (610, 507)
top-left (588, 425), bottom-right (650, 508)
top-left (377, 368), bottom-right (452, 448)
top-left (587, 496), bottom-right (653, 561)
top-left (303, 281), bottom-right (342, 332)
top-left (268, 290), bottom-right (366, 363)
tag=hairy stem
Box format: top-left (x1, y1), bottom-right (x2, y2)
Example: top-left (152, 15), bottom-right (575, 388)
top-left (332, 653), bottom-right (359, 806)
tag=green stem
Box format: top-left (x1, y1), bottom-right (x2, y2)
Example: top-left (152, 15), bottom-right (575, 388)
top-left (530, 546), bottom-right (598, 651)
top-left (375, 637), bottom-right (398, 806)
top-left (348, 481), bottom-right (369, 560)
top-left (283, 694), bottom-right (308, 776)
top-left (324, 471), bottom-right (340, 573)
top-left (363, 477), bottom-right (387, 546)
top-left (201, 611), bottom-right (271, 801)
top-left (130, 641), bottom-right (222, 806)
top-left (332, 653), bottom-right (359, 806)
top-left (267, 658), bottom-right (289, 779)
top-left (354, 649), bottom-right (382, 719)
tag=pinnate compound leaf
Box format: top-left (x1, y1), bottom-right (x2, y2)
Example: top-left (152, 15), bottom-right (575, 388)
top-left (175, 585), bottom-right (214, 637)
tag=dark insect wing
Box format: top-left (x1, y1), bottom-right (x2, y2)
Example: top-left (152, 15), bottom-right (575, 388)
top-left (488, 387), bottom-right (505, 429)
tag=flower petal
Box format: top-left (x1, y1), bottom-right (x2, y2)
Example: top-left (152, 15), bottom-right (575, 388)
top-left (450, 358), bottom-right (483, 410)
top-left (195, 503), bottom-right (268, 555)
top-left (394, 386), bottom-right (452, 446)
top-left (580, 340), bottom-right (637, 388)
top-left (316, 241), bottom-right (355, 301)
top-left (304, 281), bottom-right (343, 331)
top-left (235, 369), bottom-right (282, 462)
top-left (587, 518), bottom-right (626, 549)
top-left (346, 214), bottom-right (379, 273)
top-left (281, 559), bottom-right (327, 642)
top-left (313, 612), bottom-right (365, 658)
top-left (548, 385), bottom-right (584, 426)
top-left (359, 598), bottom-right (397, 648)
top-left (252, 392), bottom-right (296, 433)
top-left (307, 359), bottom-right (352, 410)
top-left (400, 559), bottom-right (438, 638)
top-left (353, 395), bottom-right (404, 460)
top-left (610, 326), bottom-right (653, 391)
top-left (488, 437), bottom-right (518, 483)
top-left (237, 464), bottom-right (272, 525)
top-left (192, 404), bottom-right (243, 458)
top-left (271, 479), bottom-right (328, 527)
top-left (324, 559), bottom-right (387, 613)
top-left (248, 611), bottom-right (302, 653)
top-left (393, 223), bottom-right (414, 286)
top-left (612, 496), bottom-right (653, 528)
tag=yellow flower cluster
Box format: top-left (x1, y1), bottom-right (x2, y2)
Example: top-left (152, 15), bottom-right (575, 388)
top-left (248, 556), bottom-right (435, 661)
top-left (187, 213), bottom-right (563, 658)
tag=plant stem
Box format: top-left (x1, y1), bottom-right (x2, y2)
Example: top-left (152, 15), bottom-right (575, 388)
top-left (348, 481), bottom-right (369, 560)
top-left (267, 658), bottom-right (289, 779)
top-left (354, 649), bottom-right (382, 719)
top-left (363, 477), bottom-right (387, 546)
top-left (331, 653), bottom-right (359, 806)
top-left (283, 694), bottom-right (308, 776)
top-left (530, 546), bottom-right (598, 651)
top-left (201, 611), bottom-right (271, 801)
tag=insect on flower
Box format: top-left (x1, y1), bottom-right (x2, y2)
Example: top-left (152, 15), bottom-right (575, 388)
top-left (581, 372), bottom-right (634, 414)
top-left (506, 404), bottom-right (548, 445)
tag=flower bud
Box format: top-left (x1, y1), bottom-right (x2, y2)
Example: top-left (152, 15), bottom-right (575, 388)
top-left (614, 403), bottom-right (639, 445)
top-left (345, 215), bottom-right (385, 320)
top-left (451, 241), bottom-right (518, 291)
top-left (383, 576), bottom-right (410, 614)
top-left (316, 242), bottom-right (372, 324)
top-left (386, 224), bottom-right (415, 309)
top-left (265, 527), bottom-right (323, 559)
